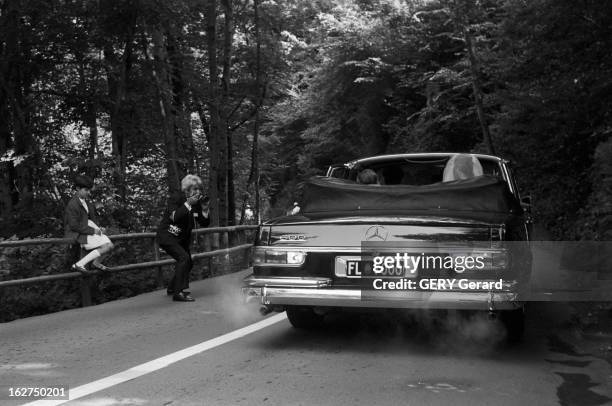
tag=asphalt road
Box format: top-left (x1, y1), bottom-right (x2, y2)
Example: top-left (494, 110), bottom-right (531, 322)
top-left (2, 267), bottom-right (611, 406)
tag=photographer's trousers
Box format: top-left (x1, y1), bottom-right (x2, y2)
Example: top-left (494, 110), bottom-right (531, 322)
top-left (160, 240), bottom-right (192, 293)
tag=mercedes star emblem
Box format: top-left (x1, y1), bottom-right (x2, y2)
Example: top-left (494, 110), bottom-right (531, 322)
top-left (365, 225), bottom-right (389, 241)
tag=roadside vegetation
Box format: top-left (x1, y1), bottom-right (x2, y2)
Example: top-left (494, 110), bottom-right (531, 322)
top-left (1, 0), bottom-right (610, 321)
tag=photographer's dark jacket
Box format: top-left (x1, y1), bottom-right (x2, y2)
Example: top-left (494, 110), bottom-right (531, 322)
top-left (64, 196), bottom-right (98, 244)
top-left (157, 192), bottom-right (210, 246)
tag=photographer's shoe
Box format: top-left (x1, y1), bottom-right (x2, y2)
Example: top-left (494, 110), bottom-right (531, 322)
top-left (167, 289), bottom-right (190, 296)
top-left (172, 292), bottom-right (195, 302)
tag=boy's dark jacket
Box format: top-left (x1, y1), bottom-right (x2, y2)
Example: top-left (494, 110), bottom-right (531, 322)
top-left (64, 196), bottom-right (98, 244)
top-left (157, 192), bottom-right (210, 245)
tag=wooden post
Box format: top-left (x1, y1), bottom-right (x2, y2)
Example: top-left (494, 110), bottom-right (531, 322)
top-left (212, 232), bottom-right (220, 276)
top-left (79, 275), bottom-right (92, 307)
top-left (228, 227), bottom-right (235, 248)
top-left (238, 229), bottom-right (245, 269)
top-left (153, 238), bottom-right (164, 288)
top-left (77, 246), bottom-right (92, 307)
top-left (192, 230), bottom-right (200, 280)
top-left (204, 233), bottom-right (212, 277)
top-left (212, 231), bottom-right (220, 250)
top-left (246, 229), bottom-right (253, 268)
top-left (223, 230), bottom-right (230, 273)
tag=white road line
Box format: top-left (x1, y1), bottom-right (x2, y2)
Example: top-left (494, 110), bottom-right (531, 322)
top-left (23, 313), bottom-right (287, 406)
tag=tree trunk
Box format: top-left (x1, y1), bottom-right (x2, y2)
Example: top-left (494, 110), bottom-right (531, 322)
top-left (104, 13), bottom-right (135, 200)
top-left (104, 40), bottom-right (130, 200)
top-left (12, 91), bottom-right (37, 211)
top-left (149, 27), bottom-right (182, 195)
top-left (0, 0), bottom-right (14, 216)
top-left (455, 0), bottom-right (496, 155)
top-left (221, 0), bottom-right (235, 226)
top-left (185, 115), bottom-right (197, 174)
top-left (0, 94), bottom-right (14, 217)
top-left (463, 25), bottom-right (495, 155)
top-left (227, 131), bottom-right (235, 225)
top-left (166, 29), bottom-right (194, 175)
top-left (240, 0), bottom-right (262, 224)
top-left (87, 102), bottom-right (98, 159)
top-left (2, 0), bottom-right (37, 212)
top-left (206, 0), bottom-right (222, 226)
top-left (196, 102), bottom-right (211, 147)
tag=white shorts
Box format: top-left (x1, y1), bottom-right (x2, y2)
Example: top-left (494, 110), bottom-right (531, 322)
top-left (82, 234), bottom-right (111, 250)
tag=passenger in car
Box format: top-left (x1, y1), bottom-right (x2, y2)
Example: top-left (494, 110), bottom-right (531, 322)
top-left (442, 154), bottom-right (484, 182)
top-left (356, 169), bottom-right (380, 185)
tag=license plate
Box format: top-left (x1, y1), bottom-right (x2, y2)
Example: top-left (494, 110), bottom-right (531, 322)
top-left (344, 259), bottom-right (418, 278)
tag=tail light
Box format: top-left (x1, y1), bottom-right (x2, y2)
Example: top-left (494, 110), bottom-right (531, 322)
top-left (253, 247), bottom-right (306, 266)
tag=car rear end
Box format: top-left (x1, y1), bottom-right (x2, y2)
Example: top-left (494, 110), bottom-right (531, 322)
top-left (242, 217), bottom-right (528, 313)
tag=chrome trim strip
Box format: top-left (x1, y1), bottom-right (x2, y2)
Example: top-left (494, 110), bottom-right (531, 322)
top-left (243, 275), bottom-right (332, 288)
top-left (246, 275), bottom-right (518, 291)
top-left (266, 217), bottom-right (504, 226)
top-left (253, 246), bottom-right (507, 253)
top-left (500, 162), bottom-right (515, 196)
top-left (243, 287), bottom-right (520, 310)
top-left (348, 153), bottom-right (503, 167)
top-left (252, 263), bottom-right (305, 267)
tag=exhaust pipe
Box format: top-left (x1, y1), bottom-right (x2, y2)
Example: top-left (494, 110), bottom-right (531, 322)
top-left (259, 305), bottom-right (273, 316)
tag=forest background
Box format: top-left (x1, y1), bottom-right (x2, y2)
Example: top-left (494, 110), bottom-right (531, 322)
top-left (1, 0), bottom-right (611, 320)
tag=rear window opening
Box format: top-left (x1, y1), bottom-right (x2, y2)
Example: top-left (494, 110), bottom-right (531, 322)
top-left (338, 157), bottom-right (503, 186)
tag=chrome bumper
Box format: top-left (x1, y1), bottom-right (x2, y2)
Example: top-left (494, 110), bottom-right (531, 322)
top-left (242, 275), bottom-right (522, 311)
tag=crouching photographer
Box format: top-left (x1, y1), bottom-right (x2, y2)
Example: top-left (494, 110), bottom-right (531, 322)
top-left (156, 174), bottom-right (210, 302)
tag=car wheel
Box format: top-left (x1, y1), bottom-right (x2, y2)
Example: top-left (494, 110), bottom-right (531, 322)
top-left (500, 308), bottom-right (525, 343)
top-left (286, 306), bottom-right (324, 329)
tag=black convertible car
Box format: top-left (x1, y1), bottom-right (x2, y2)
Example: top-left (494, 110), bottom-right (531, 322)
top-left (243, 153), bottom-right (532, 340)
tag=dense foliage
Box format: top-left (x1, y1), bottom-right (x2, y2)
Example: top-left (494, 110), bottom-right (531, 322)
top-left (1, 0), bottom-right (610, 249)
top-left (263, 0), bottom-right (612, 239)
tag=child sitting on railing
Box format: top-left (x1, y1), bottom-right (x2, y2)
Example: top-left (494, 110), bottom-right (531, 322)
top-left (64, 175), bottom-right (114, 273)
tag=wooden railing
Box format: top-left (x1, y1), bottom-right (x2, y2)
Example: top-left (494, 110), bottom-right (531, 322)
top-left (0, 225), bottom-right (259, 307)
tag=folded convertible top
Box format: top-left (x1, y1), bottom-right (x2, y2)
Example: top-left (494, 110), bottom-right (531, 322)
top-left (300, 176), bottom-right (522, 222)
